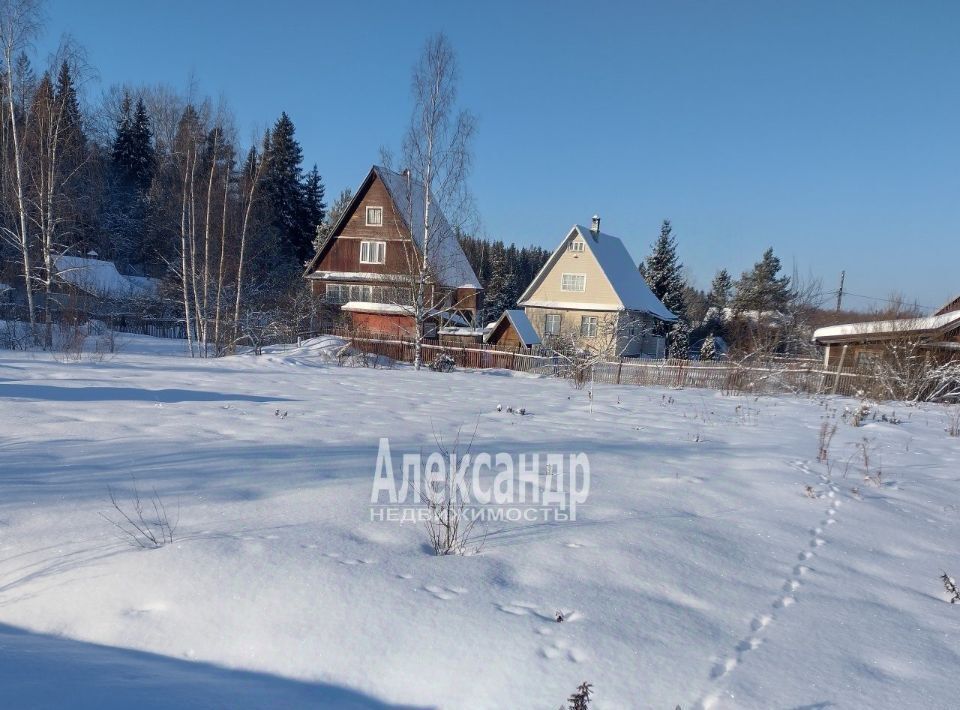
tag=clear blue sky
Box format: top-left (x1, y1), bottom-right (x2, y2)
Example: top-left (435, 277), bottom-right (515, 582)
top-left (41, 0), bottom-right (960, 311)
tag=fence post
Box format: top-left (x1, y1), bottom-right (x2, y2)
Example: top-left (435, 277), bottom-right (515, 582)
top-left (616, 359), bottom-right (623, 385)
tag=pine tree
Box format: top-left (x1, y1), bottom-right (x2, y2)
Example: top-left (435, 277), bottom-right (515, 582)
top-left (733, 248), bottom-right (792, 313)
top-left (709, 269), bottom-right (733, 310)
top-left (641, 219), bottom-right (687, 322)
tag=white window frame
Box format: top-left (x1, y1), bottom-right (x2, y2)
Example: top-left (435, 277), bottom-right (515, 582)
top-left (360, 240), bottom-right (386, 265)
top-left (365, 206), bottom-right (383, 226)
top-left (544, 314), bottom-right (562, 335)
top-left (560, 273), bottom-right (586, 292)
top-left (569, 240), bottom-right (584, 252)
top-left (580, 315), bottom-right (598, 338)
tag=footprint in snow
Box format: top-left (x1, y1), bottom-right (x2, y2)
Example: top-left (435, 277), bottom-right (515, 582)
top-left (424, 585), bottom-right (467, 600)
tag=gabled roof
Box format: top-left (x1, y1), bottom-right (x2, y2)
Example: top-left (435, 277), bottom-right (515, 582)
top-left (303, 165), bottom-right (480, 290)
top-left (517, 225), bottom-right (676, 321)
top-left (484, 309), bottom-right (541, 346)
top-left (812, 309), bottom-right (960, 343)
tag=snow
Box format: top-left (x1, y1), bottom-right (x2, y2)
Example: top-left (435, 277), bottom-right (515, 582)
top-left (375, 166), bottom-right (481, 290)
top-left (2, 334), bottom-right (960, 708)
top-left (53, 255), bottom-right (160, 299)
top-left (813, 310), bottom-right (960, 342)
top-left (518, 226), bottom-right (676, 321)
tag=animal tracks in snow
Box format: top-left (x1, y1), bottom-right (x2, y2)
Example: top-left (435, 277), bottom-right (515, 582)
top-left (423, 584), bottom-right (468, 601)
top-left (496, 601), bottom-right (587, 663)
top-left (694, 469), bottom-right (842, 708)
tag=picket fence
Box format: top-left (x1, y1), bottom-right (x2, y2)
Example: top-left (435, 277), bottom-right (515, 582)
top-left (336, 333), bottom-right (874, 397)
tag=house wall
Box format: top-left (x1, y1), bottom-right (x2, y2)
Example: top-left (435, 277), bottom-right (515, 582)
top-left (525, 233), bottom-right (620, 307)
top-left (315, 176), bottom-right (416, 275)
top-left (523, 306), bottom-right (660, 357)
top-left (349, 311), bottom-right (416, 337)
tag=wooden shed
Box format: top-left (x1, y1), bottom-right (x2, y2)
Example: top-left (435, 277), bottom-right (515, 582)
top-left (484, 310), bottom-right (541, 350)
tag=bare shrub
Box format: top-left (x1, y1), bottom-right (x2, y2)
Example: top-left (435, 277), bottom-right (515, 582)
top-left (942, 571), bottom-right (960, 604)
top-left (420, 421), bottom-right (483, 556)
top-left (100, 476), bottom-right (179, 549)
top-left (560, 682), bottom-right (593, 710)
top-left (947, 407), bottom-right (960, 438)
top-left (429, 352), bottom-right (455, 372)
top-left (817, 420), bottom-right (837, 463)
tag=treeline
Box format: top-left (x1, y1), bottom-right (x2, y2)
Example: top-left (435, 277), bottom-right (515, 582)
top-left (0, 1), bottom-right (326, 353)
top-left (458, 234), bottom-right (550, 324)
top-left (639, 219), bottom-right (819, 359)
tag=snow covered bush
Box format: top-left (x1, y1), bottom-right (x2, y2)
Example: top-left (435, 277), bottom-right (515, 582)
top-left (100, 477), bottom-right (179, 549)
top-left (429, 353), bottom-right (455, 373)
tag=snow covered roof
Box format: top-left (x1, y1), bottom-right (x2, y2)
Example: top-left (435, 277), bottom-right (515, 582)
top-left (340, 301), bottom-right (469, 326)
top-left (374, 166), bottom-right (480, 290)
top-left (53, 255), bottom-right (160, 299)
top-left (813, 310), bottom-right (960, 343)
top-left (517, 225), bottom-right (676, 321)
top-left (485, 309), bottom-right (541, 346)
top-left (303, 165), bottom-right (481, 291)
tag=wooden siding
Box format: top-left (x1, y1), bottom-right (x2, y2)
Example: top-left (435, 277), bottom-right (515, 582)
top-left (525, 233), bottom-right (620, 307)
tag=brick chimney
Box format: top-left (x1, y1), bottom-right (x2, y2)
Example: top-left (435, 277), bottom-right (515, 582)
top-left (590, 214), bottom-right (601, 235)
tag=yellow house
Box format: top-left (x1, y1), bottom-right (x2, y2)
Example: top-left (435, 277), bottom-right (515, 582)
top-left (517, 217), bottom-right (675, 357)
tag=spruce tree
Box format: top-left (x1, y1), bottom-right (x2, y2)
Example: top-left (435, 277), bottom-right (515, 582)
top-left (641, 219), bottom-right (687, 321)
top-left (302, 164), bottom-right (327, 238)
top-left (709, 269), bottom-right (733, 310)
top-left (700, 333), bottom-right (717, 360)
top-left (263, 112), bottom-right (312, 264)
top-left (481, 247), bottom-right (515, 323)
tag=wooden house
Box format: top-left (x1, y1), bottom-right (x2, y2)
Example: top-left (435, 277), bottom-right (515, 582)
top-left (484, 310), bottom-right (541, 350)
top-left (303, 165), bottom-right (481, 337)
top-left (516, 217), bottom-right (675, 357)
top-left (812, 297), bottom-right (960, 368)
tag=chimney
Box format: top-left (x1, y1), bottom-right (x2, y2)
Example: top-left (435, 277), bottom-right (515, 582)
top-left (590, 214), bottom-right (601, 235)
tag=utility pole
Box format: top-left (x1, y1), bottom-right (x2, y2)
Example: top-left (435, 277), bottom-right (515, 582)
top-left (835, 270), bottom-right (845, 313)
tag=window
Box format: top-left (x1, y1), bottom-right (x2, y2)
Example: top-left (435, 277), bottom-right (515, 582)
top-left (360, 240), bottom-right (386, 264)
top-left (580, 315), bottom-right (598, 338)
top-left (325, 284), bottom-right (348, 304)
top-left (544, 314), bottom-right (562, 335)
top-left (349, 284), bottom-right (373, 302)
top-left (561, 273), bottom-right (586, 292)
top-left (569, 240), bottom-right (584, 253)
top-left (365, 206), bottom-right (383, 226)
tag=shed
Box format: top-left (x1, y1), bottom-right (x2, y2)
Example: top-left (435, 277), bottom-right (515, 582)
top-left (484, 310), bottom-right (541, 350)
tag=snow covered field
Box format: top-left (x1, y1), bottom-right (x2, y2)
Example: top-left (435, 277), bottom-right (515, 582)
top-left (1, 334), bottom-right (959, 709)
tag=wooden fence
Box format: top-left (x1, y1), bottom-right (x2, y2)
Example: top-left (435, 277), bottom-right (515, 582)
top-left (337, 332), bottom-right (875, 397)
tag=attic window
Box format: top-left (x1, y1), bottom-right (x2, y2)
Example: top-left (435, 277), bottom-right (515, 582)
top-left (560, 273), bottom-right (586, 292)
top-left (569, 240), bottom-right (584, 253)
top-left (365, 206), bottom-right (383, 226)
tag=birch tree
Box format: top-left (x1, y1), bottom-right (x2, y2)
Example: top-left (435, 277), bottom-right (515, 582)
top-left (400, 33), bottom-right (475, 370)
top-left (0, 0), bottom-right (43, 332)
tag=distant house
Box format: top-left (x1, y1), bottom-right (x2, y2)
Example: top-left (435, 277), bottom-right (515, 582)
top-left (812, 297), bottom-right (960, 367)
top-left (484, 310), bottom-right (541, 350)
top-left (303, 165), bottom-right (482, 337)
top-left (516, 217), bottom-right (675, 357)
top-left (53, 254), bottom-right (160, 302)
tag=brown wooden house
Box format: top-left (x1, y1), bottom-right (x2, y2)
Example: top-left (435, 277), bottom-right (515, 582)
top-left (303, 165), bottom-right (481, 337)
top-left (813, 296), bottom-right (960, 368)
